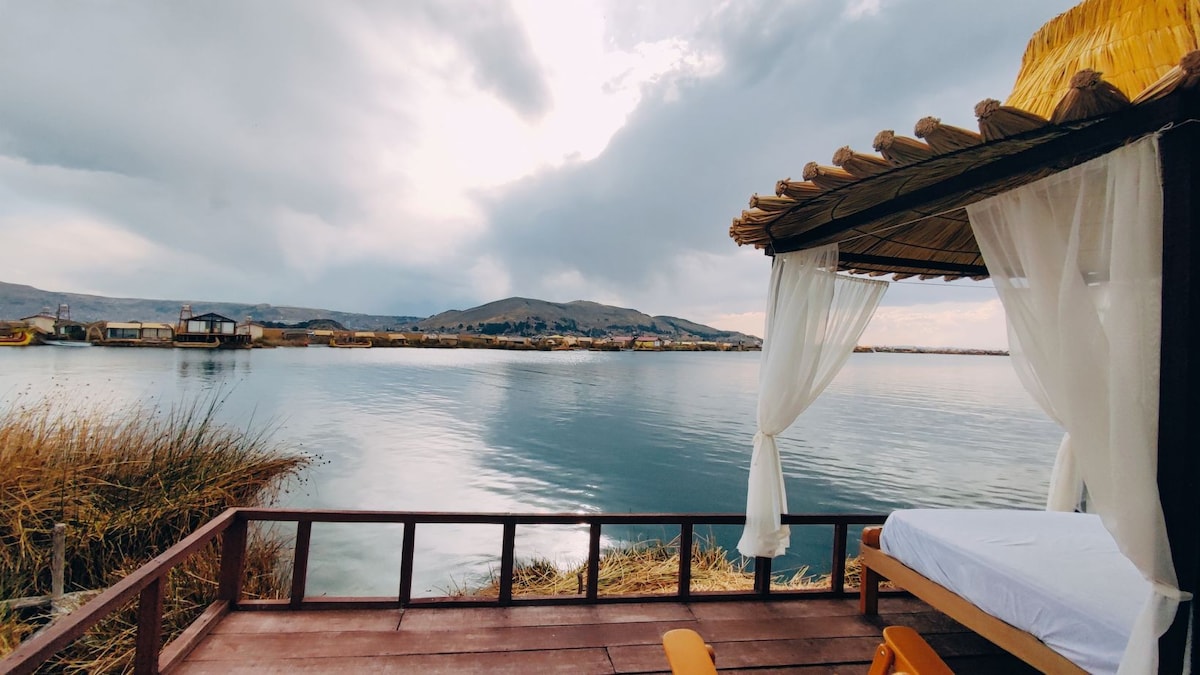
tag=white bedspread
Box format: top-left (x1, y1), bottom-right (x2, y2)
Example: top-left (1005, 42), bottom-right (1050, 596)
top-left (879, 509), bottom-right (1149, 675)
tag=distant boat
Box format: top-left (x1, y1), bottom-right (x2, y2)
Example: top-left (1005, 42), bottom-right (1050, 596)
top-left (42, 339), bottom-right (93, 348)
top-left (0, 327), bottom-right (34, 347)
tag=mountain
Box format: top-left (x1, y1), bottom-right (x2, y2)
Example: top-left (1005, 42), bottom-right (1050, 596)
top-left (418, 297), bottom-right (756, 341)
top-left (0, 283), bottom-right (758, 342)
top-left (0, 281), bottom-right (421, 330)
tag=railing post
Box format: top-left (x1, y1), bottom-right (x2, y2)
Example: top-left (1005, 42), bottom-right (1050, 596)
top-left (678, 523), bottom-right (693, 599)
top-left (498, 521), bottom-right (517, 606)
top-left (51, 523), bottom-right (66, 602)
top-left (217, 516), bottom-right (247, 605)
top-left (831, 523), bottom-right (848, 595)
top-left (754, 556), bottom-right (772, 597)
top-left (133, 577), bottom-right (164, 675)
top-left (289, 521), bottom-right (312, 608)
top-left (586, 523), bottom-right (601, 600)
top-left (399, 522), bottom-right (416, 606)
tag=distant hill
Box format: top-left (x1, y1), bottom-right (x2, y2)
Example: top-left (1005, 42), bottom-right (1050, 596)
top-left (0, 283), bottom-right (758, 342)
top-left (0, 281), bottom-right (421, 330)
top-left (418, 297), bottom-right (756, 342)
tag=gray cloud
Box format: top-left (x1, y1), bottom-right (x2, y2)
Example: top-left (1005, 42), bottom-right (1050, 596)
top-left (0, 0), bottom-right (1080, 329)
top-left (415, 1), bottom-right (552, 121)
top-left (478, 0), bottom-right (1078, 308)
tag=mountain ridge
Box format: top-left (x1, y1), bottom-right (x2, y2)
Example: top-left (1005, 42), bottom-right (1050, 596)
top-left (0, 282), bottom-right (758, 342)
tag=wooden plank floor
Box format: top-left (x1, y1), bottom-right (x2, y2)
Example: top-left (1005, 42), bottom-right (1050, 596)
top-left (174, 597), bottom-right (1038, 674)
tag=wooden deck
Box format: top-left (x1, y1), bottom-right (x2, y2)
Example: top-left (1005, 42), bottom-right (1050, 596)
top-left (173, 597), bottom-right (1036, 674)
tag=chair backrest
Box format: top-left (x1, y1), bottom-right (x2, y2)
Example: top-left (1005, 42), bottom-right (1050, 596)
top-left (867, 626), bottom-right (954, 675)
top-left (662, 628), bottom-right (718, 675)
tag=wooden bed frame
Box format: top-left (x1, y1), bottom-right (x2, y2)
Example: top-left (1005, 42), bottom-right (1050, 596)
top-left (858, 526), bottom-right (1087, 675)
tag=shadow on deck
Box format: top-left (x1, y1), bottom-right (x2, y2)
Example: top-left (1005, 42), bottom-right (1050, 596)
top-left (174, 597), bottom-right (1035, 674)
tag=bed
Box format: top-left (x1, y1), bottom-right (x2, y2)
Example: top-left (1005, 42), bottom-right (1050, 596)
top-left (858, 509), bottom-right (1149, 675)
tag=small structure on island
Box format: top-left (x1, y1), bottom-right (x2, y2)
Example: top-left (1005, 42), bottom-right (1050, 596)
top-left (18, 308), bottom-right (56, 334)
top-left (174, 305), bottom-right (250, 349)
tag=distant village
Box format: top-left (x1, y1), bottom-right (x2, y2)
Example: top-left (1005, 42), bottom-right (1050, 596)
top-left (0, 304), bottom-right (763, 352)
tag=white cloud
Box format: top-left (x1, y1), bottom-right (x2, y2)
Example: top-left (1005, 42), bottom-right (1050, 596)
top-left (843, 0), bottom-right (884, 20)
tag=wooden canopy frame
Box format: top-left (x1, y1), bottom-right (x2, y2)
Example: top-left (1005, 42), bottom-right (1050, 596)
top-left (742, 90), bottom-right (1200, 672)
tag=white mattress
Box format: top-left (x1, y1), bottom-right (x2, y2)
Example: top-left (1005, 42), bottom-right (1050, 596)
top-left (879, 509), bottom-right (1149, 675)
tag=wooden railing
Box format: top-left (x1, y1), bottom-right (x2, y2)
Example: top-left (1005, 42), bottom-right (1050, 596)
top-left (0, 509), bottom-right (885, 675)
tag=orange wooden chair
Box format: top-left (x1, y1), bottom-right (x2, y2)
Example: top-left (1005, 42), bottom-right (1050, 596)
top-left (662, 624), bottom-right (952, 674)
top-left (662, 628), bottom-right (717, 675)
top-left (868, 625), bottom-right (954, 675)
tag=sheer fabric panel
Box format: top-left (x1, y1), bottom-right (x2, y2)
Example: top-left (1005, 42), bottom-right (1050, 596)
top-left (966, 135), bottom-right (1186, 674)
top-left (738, 244), bottom-right (887, 558)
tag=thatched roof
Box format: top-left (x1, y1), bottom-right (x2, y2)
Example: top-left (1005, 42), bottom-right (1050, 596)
top-left (728, 0), bottom-right (1200, 280)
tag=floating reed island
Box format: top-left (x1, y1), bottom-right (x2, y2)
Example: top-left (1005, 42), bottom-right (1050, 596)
top-left (0, 395), bottom-right (310, 672)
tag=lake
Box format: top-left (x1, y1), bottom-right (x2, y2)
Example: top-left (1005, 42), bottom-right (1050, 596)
top-left (0, 346), bottom-right (1061, 596)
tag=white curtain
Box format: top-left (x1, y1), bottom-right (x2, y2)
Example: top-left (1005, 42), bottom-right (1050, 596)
top-left (738, 244), bottom-right (887, 558)
top-left (967, 135), bottom-right (1188, 674)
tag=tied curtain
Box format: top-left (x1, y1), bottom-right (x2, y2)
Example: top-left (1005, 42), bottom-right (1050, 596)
top-left (738, 244), bottom-right (887, 559)
top-left (966, 135), bottom-right (1188, 674)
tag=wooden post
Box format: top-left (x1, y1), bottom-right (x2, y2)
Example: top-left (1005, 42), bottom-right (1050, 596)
top-left (831, 523), bottom-right (847, 595)
top-left (1156, 95), bottom-right (1200, 675)
top-left (586, 523), bottom-right (601, 600)
top-left (399, 522), bottom-right (416, 606)
top-left (216, 517), bottom-right (247, 604)
top-left (133, 577), bottom-right (164, 675)
top-left (754, 557), bottom-right (772, 598)
top-left (498, 522), bottom-right (516, 606)
top-left (678, 523), bottom-right (693, 599)
top-left (51, 523), bottom-right (65, 601)
top-left (289, 521), bottom-right (312, 608)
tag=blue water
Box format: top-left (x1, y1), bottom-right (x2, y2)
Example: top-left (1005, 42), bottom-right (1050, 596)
top-left (0, 347), bottom-right (1061, 595)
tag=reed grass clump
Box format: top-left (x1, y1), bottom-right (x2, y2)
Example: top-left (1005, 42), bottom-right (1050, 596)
top-left (0, 394), bottom-right (311, 671)
top-left (464, 537), bottom-right (868, 597)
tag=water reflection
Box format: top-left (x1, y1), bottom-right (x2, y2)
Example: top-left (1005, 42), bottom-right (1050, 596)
top-left (0, 348), bottom-right (1061, 594)
top-left (177, 351), bottom-right (251, 382)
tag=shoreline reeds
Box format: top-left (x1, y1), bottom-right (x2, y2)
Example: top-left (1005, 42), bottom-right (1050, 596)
top-left (0, 393), bottom-right (310, 671)
top-left (459, 536), bottom-right (873, 598)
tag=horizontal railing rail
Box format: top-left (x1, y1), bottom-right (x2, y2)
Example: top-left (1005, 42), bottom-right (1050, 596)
top-left (0, 509), bottom-right (887, 675)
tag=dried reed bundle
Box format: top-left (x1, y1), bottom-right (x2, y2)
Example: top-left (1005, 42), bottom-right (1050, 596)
top-left (1005, 0), bottom-right (1199, 119)
top-left (975, 98), bottom-right (1049, 141)
top-left (1132, 50), bottom-right (1200, 104)
top-left (738, 208), bottom-right (784, 226)
top-left (729, 213), bottom-right (773, 247)
top-left (749, 194), bottom-right (797, 212)
top-left (1050, 69), bottom-right (1131, 123)
top-left (802, 161), bottom-right (856, 190)
top-left (913, 116), bottom-right (982, 154)
top-left (872, 130), bottom-right (934, 165)
top-left (775, 178), bottom-right (823, 199)
top-left (831, 146), bottom-right (891, 178)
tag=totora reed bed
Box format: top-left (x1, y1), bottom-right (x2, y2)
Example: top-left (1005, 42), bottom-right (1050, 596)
top-left (460, 536), bottom-right (875, 598)
top-left (0, 393), bottom-right (311, 672)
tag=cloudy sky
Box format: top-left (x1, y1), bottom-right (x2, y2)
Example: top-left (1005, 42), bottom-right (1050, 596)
top-left (0, 0), bottom-right (1079, 348)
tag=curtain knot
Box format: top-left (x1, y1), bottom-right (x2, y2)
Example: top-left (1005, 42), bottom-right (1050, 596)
top-left (1151, 582), bottom-right (1192, 603)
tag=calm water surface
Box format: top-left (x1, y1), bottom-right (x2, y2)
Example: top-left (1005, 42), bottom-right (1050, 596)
top-left (0, 347), bottom-right (1061, 594)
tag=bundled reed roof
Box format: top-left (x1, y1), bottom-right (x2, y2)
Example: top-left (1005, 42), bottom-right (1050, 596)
top-left (1006, 0), bottom-right (1199, 118)
top-left (726, 0), bottom-right (1200, 281)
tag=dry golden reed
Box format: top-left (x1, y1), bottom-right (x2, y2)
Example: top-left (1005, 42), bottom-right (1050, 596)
top-left (0, 393), bottom-right (310, 671)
